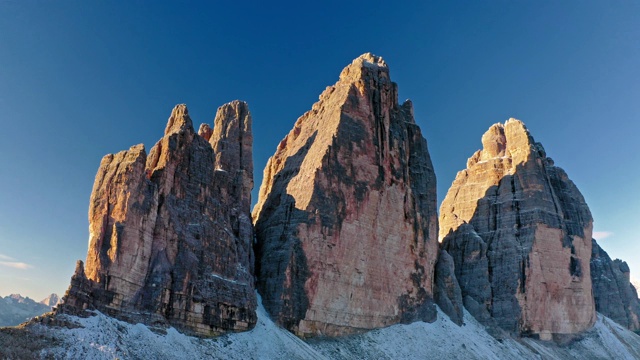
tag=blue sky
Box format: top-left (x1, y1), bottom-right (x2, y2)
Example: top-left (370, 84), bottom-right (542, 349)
top-left (0, 1), bottom-right (639, 300)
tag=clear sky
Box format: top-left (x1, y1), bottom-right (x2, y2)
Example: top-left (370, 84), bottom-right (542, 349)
top-left (1, 1), bottom-right (639, 300)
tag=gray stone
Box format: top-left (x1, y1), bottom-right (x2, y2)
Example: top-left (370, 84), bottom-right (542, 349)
top-left (440, 120), bottom-right (596, 340)
top-left (57, 102), bottom-right (257, 337)
top-left (434, 250), bottom-right (464, 325)
top-left (591, 238), bottom-right (640, 331)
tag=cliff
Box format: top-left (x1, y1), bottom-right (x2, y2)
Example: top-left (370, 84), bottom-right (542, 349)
top-left (591, 238), bottom-right (640, 331)
top-left (439, 119), bottom-right (595, 341)
top-left (253, 53), bottom-right (439, 337)
top-left (57, 102), bottom-right (257, 336)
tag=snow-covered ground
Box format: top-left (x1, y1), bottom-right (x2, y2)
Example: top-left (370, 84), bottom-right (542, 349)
top-left (27, 295), bottom-right (640, 359)
top-left (40, 295), bottom-right (324, 360)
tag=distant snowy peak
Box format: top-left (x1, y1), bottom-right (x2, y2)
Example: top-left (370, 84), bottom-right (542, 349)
top-left (40, 293), bottom-right (60, 308)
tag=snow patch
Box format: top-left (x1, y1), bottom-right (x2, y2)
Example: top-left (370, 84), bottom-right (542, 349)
top-left (210, 273), bottom-right (245, 285)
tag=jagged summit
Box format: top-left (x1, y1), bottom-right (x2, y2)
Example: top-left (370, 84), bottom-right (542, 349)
top-left (351, 52), bottom-right (388, 69)
top-left (198, 123), bottom-right (213, 141)
top-left (211, 100), bottom-right (253, 174)
top-left (466, 118), bottom-right (541, 169)
top-left (338, 52), bottom-right (392, 85)
top-left (58, 101), bottom-right (257, 337)
top-left (164, 104), bottom-right (192, 135)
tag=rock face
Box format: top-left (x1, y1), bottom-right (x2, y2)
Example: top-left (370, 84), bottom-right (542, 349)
top-left (591, 238), bottom-right (640, 331)
top-left (253, 53), bottom-right (439, 337)
top-left (433, 250), bottom-right (464, 325)
top-left (439, 119), bottom-right (596, 341)
top-left (58, 101), bottom-right (257, 336)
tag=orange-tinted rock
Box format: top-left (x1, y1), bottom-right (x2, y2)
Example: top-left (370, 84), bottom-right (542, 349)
top-left (58, 102), bottom-right (257, 337)
top-left (440, 119), bottom-right (595, 341)
top-left (198, 123), bottom-right (213, 141)
top-left (253, 53), bottom-right (438, 337)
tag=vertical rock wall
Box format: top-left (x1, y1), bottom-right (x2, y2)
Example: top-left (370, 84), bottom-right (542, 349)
top-left (591, 238), bottom-right (640, 331)
top-left (58, 102), bottom-right (257, 337)
top-left (439, 119), bottom-right (595, 340)
top-left (253, 53), bottom-right (439, 337)
top-left (433, 250), bottom-right (464, 325)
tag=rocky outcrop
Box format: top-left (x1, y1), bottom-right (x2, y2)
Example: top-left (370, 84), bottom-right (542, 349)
top-left (434, 250), bottom-right (464, 325)
top-left (57, 101), bottom-right (257, 336)
top-left (440, 119), bottom-right (596, 341)
top-left (591, 238), bottom-right (640, 331)
top-left (253, 53), bottom-right (439, 337)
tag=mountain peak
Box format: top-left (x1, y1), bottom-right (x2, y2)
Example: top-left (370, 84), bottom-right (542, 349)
top-left (8, 294), bottom-right (27, 302)
top-left (339, 52), bottom-right (390, 84)
top-left (57, 101), bottom-right (257, 337)
top-left (253, 52), bottom-right (438, 337)
top-left (355, 52), bottom-right (387, 68)
top-left (40, 293), bottom-right (60, 308)
top-left (440, 118), bottom-right (595, 339)
top-left (164, 104), bottom-right (193, 135)
top-left (471, 119), bottom-right (539, 166)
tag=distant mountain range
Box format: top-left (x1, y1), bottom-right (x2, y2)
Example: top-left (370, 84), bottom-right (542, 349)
top-left (0, 293), bottom-right (59, 327)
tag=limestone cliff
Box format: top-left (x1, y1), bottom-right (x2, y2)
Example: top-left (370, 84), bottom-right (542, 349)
top-left (591, 238), bottom-right (640, 331)
top-left (439, 119), bottom-right (595, 341)
top-left (433, 250), bottom-right (464, 325)
top-left (253, 53), bottom-right (439, 337)
top-left (58, 101), bottom-right (257, 336)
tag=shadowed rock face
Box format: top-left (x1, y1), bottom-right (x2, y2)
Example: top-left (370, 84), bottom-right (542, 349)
top-left (252, 53), bottom-right (439, 337)
top-left (58, 101), bottom-right (257, 337)
top-left (440, 119), bottom-right (595, 341)
top-left (591, 238), bottom-right (640, 331)
top-left (434, 250), bottom-right (464, 325)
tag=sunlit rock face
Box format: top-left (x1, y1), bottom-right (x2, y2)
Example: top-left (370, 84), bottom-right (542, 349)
top-left (58, 101), bottom-right (257, 336)
top-left (591, 238), bottom-right (640, 331)
top-left (253, 53), bottom-right (439, 337)
top-left (439, 119), bottom-right (595, 341)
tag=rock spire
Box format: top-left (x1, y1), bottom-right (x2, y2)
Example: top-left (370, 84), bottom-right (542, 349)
top-left (253, 53), bottom-right (439, 337)
top-left (58, 102), bottom-right (257, 337)
top-left (439, 119), bottom-right (596, 341)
